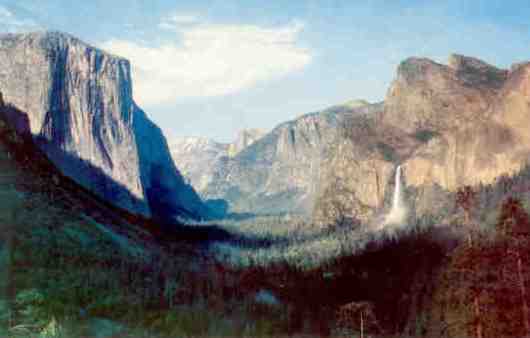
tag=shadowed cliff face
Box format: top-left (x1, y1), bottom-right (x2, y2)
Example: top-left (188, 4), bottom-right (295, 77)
top-left (315, 54), bottom-right (530, 223)
top-left (0, 31), bottom-right (208, 220)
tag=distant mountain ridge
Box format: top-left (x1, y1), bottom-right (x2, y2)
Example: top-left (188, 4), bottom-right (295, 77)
top-left (0, 31), bottom-right (210, 220)
top-left (7, 31), bottom-right (525, 225)
top-left (170, 54), bottom-right (530, 224)
top-left (227, 128), bottom-right (268, 157)
top-left (170, 101), bottom-right (378, 216)
top-left (169, 128), bottom-right (266, 196)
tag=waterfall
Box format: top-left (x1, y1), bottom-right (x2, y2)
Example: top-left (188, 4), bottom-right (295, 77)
top-left (391, 165), bottom-right (402, 213)
top-left (382, 165), bottom-right (406, 226)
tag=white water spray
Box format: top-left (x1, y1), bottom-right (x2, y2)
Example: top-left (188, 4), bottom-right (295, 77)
top-left (391, 165), bottom-right (403, 214)
top-left (382, 165), bottom-right (407, 226)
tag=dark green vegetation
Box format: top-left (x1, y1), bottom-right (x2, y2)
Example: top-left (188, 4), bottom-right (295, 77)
top-left (376, 141), bottom-right (398, 162)
top-left (0, 103), bottom-right (289, 337)
top-left (413, 129), bottom-right (439, 143)
top-left (2, 97), bottom-right (530, 337)
top-left (209, 167), bottom-right (530, 337)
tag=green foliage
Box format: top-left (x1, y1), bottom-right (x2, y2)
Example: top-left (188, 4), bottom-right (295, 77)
top-left (9, 92), bottom-right (530, 337)
top-left (376, 141), bottom-right (398, 162)
top-left (414, 129), bottom-right (438, 143)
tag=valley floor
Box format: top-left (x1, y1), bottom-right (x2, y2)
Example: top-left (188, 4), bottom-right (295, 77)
top-left (2, 98), bottom-right (530, 337)
top-left (4, 186), bottom-right (530, 338)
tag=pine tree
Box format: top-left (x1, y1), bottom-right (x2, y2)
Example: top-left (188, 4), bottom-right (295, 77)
top-left (456, 186), bottom-right (478, 246)
top-left (496, 198), bottom-right (530, 337)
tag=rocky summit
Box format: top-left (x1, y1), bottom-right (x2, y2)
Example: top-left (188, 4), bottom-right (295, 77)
top-left (0, 31), bottom-right (209, 220)
top-left (315, 54), bottom-right (530, 223)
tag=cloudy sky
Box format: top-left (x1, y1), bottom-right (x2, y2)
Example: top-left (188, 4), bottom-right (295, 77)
top-left (1, 0), bottom-right (530, 142)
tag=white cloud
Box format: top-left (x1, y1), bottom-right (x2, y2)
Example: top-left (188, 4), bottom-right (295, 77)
top-left (0, 5), bottom-right (39, 32)
top-left (159, 13), bottom-right (200, 30)
top-left (0, 6), bottom-right (12, 18)
top-left (101, 20), bottom-right (312, 106)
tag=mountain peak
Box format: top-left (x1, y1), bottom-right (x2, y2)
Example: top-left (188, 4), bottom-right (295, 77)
top-left (228, 128), bottom-right (267, 157)
top-left (448, 54), bottom-right (501, 71)
top-left (448, 54), bottom-right (508, 88)
top-left (170, 136), bottom-right (228, 154)
top-left (395, 55), bottom-right (508, 88)
top-left (0, 31), bottom-right (209, 220)
top-left (1, 30), bottom-right (80, 48)
top-left (395, 57), bottom-right (445, 84)
top-left (0, 30), bottom-right (129, 64)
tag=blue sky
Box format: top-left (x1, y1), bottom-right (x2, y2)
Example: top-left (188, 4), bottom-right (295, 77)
top-left (1, 0), bottom-right (530, 142)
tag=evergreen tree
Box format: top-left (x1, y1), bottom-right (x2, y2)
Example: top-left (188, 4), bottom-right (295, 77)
top-left (495, 198), bottom-right (530, 337)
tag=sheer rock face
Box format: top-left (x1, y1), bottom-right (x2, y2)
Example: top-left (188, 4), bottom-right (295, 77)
top-left (315, 54), bottom-right (530, 223)
top-left (196, 103), bottom-right (376, 215)
top-left (313, 107), bottom-right (394, 222)
top-left (382, 55), bottom-right (522, 191)
top-left (0, 31), bottom-right (208, 219)
top-left (170, 102), bottom-right (383, 217)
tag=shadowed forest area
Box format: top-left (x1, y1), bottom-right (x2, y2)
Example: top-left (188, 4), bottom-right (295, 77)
top-left (4, 98), bottom-right (530, 338)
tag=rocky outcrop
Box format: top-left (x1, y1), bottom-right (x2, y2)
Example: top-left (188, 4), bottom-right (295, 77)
top-left (381, 55), bottom-right (523, 191)
top-left (313, 111), bottom-right (394, 222)
top-left (315, 54), bottom-right (530, 223)
top-left (0, 31), bottom-right (209, 220)
top-left (227, 129), bottom-right (267, 157)
top-left (196, 102), bottom-right (376, 215)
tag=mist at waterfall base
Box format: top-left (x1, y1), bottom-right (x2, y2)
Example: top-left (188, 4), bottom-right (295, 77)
top-left (379, 165), bottom-right (408, 230)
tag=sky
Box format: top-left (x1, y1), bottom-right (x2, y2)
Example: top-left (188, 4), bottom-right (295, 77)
top-left (1, 0), bottom-right (530, 142)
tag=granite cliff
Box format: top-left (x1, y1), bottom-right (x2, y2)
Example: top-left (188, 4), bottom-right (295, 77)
top-left (166, 54), bottom-right (530, 222)
top-left (183, 102), bottom-right (379, 215)
top-left (0, 31), bottom-right (209, 220)
top-left (315, 54), bottom-right (530, 223)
